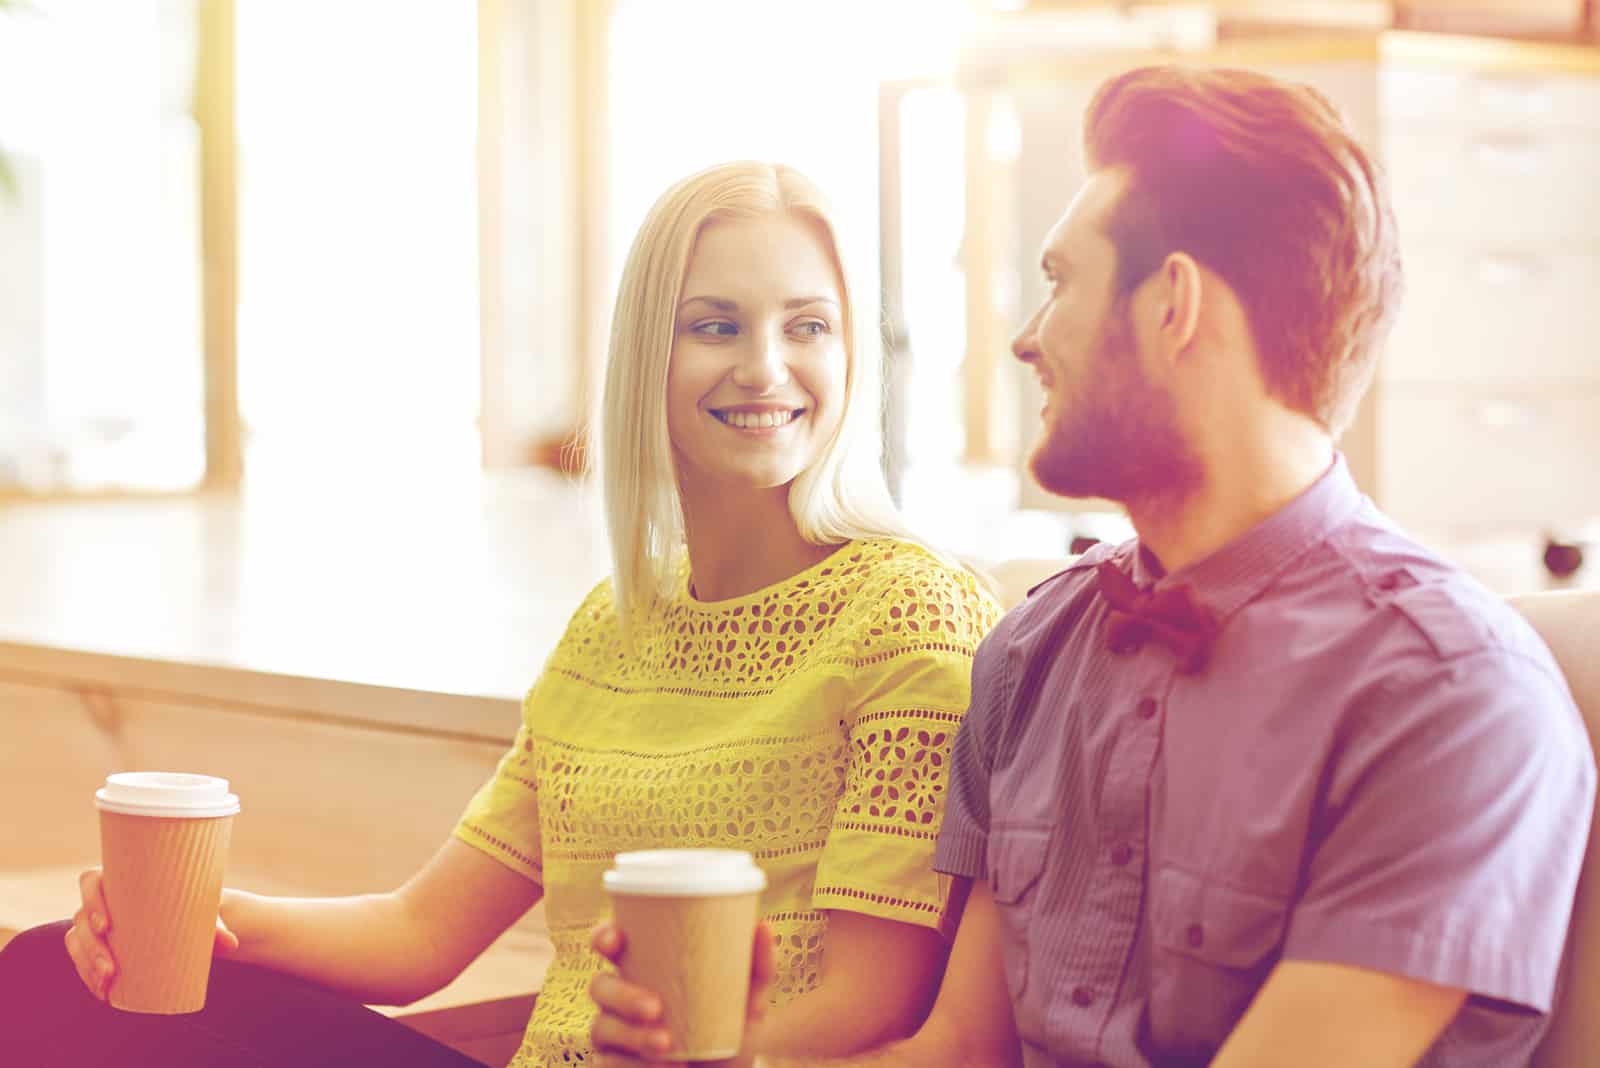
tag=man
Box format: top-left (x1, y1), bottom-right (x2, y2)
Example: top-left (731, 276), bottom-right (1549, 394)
top-left (588, 65), bottom-right (1595, 1067)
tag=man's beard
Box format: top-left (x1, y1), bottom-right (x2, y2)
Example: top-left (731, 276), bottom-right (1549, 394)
top-left (1028, 306), bottom-right (1204, 509)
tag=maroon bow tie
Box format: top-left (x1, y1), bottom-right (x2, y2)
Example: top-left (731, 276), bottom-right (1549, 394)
top-left (1095, 560), bottom-right (1218, 675)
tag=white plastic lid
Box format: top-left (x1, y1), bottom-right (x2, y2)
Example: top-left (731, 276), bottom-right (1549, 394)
top-left (94, 772), bottom-right (241, 818)
top-left (602, 849), bottom-right (767, 897)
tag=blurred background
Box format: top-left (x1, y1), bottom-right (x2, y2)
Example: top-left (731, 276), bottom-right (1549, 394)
top-left (3, 3), bottom-right (1599, 1042)
top-left (2, 0), bottom-right (1599, 594)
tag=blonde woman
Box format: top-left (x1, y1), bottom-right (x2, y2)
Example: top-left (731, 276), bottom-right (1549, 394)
top-left (6, 161), bottom-right (998, 1067)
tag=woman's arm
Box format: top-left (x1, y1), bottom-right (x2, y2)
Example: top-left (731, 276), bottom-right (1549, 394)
top-left (222, 837), bottom-right (542, 1006)
top-left (749, 910), bottom-right (945, 1056)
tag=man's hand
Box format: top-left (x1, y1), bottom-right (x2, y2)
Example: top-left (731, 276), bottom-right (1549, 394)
top-left (588, 919), bottom-right (775, 1068)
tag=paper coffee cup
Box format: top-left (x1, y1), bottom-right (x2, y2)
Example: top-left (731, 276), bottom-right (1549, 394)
top-left (95, 772), bottom-right (239, 1014)
top-left (603, 849), bottom-right (767, 1061)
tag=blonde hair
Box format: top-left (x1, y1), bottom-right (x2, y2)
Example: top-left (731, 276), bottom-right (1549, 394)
top-left (600, 161), bottom-right (913, 631)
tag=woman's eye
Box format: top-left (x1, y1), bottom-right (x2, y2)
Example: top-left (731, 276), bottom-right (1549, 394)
top-left (691, 320), bottom-right (738, 337)
top-left (791, 319), bottom-right (829, 338)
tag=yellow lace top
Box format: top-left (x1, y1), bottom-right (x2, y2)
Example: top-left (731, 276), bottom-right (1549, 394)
top-left (453, 538), bottom-right (999, 1067)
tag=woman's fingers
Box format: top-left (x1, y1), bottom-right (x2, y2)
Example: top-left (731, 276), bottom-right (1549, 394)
top-left (77, 868), bottom-right (110, 933)
top-left (589, 1010), bottom-right (674, 1060)
top-left (592, 1055), bottom-right (667, 1068)
top-left (64, 913), bottom-right (114, 1001)
top-left (71, 868), bottom-right (117, 999)
top-left (589, 972), bottom-right (666, 1026)
top-left (214, 916), bottom-right (240, 956)
top-left (742, 921), bottom-right (776, 1022)
top-left (589, 972), bottom-right (673, 1057)
top-left (590, 920), bottom-right (625, 963)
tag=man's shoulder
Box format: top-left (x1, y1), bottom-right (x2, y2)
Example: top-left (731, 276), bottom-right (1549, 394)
top-left (1284, 511), bottom-right (1558, 677)
top-left (1014, 539), bottom-right (1124, 606)
top-left (981, 539), bottom-right (1122, 658)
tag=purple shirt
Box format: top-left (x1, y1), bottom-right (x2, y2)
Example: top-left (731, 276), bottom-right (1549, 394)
top-left (935, 457), bottom-right (1595, 1067)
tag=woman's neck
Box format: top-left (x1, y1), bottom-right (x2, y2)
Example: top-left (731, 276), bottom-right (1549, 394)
top-left (679, 483), bottom-right (836, 602)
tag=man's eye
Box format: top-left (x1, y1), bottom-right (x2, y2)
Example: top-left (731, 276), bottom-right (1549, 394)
top-left (692, 320), bottom-right (738, 337)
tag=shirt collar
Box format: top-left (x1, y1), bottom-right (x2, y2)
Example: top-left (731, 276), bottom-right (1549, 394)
top-left (1126, 453), bottom-right (1363, 621)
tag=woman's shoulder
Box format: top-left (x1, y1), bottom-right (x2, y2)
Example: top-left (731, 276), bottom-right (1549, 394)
top-left (545, 575), bottom-right (623, 663)
top-left (832, 538), bottom-right (1001, 651)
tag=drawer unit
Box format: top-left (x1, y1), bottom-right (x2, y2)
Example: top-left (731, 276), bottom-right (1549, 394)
top-left (1394, 0), bottom-right (1589, 37)
top-left (1382, 125), bottom-right (1600, 243)
top-left (1383, 67), bottom-right (1600, 132)
top-left (1377, 385), bottom-right (1600, 531)
top-left (1383, 246), bottom-right (1600, 384)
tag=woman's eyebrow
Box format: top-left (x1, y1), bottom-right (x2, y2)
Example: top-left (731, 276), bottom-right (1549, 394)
top-left (679, 296), bottom-right (840, 312)
top-left (680, 296), bottom-right (739, 312)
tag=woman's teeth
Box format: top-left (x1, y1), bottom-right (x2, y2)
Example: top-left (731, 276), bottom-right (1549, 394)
top-left (715, 409), bottom-right (800, 429)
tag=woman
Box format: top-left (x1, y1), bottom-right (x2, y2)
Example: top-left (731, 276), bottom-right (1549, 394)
top-left (1, 161), bottom-right (997, 1067)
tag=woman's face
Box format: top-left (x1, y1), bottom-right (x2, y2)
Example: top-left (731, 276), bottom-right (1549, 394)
top-left (666, 213), bottom-right (848, 500)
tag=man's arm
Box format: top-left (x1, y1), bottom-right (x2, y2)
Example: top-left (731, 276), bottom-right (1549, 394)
top-left (1211, 960), bottom-right (1467, 1068)
top-left (592, 879), bottom-right (1022, 1068)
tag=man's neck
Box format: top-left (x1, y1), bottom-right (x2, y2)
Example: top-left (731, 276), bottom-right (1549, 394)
top-left (1127, 430), bottom-right (1335, 578)
top-left (679, 482), bottom-right (834, 603)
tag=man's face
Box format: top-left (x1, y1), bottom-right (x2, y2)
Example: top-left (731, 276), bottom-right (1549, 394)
top-left (1011, 169), bottom-right (1202, 507)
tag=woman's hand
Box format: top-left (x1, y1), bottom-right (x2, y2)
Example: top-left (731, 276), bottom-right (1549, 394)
top-left (63, 868), bottom-right (240, 1002)
top-left (588, 919), bottom-right (774, 1068)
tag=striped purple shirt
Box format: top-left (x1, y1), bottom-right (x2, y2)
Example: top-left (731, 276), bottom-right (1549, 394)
top-left (935, 457), bottom-right (1594, 1067)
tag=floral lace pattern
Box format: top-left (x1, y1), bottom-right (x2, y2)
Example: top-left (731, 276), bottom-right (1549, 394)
top-left (455, 539), bottom-right (1000, 1068)
top-left (537, 732), bottom-right (847, 860)
top-left (550, 540), bottom-right (992, 696)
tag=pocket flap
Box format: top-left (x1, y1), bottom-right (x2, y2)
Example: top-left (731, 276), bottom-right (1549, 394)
top-left (988, 826), bottom-right (1050, 905)
top-left (1153, 865), bottom-right (1288, 970)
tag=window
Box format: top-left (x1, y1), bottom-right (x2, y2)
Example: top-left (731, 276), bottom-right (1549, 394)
top-left (0, 0), bottom-right (205, 493)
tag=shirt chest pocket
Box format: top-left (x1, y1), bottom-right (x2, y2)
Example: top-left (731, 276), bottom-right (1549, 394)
top-left (988, 825), bottom-right (1052, 1006)
top-left (1147, 865), bottom-right (1290, 1058)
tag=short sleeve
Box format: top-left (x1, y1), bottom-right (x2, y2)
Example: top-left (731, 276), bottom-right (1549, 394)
top-left (452, 691), bottom-right (545, 885)
top-left (932, 622), bottom-right (1011, 882)
top-left (1285, 649), bottom-right (1595, 1011)
top-left (810, 559), bottom-right (997, 939)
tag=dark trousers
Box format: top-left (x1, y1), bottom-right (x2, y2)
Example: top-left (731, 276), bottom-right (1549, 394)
top-left (0, 922), bottom-right (488, 1067)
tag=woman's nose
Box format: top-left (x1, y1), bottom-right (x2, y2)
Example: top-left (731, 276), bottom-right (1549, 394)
top-left (731, 331), bottom-right (791, 392)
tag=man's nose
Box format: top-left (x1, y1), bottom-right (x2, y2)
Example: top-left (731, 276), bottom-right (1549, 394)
top-left (1012, 309), bottom-right (1042, 364)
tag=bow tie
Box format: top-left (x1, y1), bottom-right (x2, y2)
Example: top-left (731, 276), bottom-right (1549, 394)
top-left (1095, 560), bottom-right (1218, 675)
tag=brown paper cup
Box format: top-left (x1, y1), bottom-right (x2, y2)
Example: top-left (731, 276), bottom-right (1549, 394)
top-left (604, 850), bottom-right (767, 1061)
top-left (95, 773), bottom-right (239, 1014)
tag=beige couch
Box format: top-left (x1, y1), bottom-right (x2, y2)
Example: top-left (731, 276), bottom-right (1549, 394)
top-left (987, 564), bottom-right (1598, 1066)
top-left (1515, 592), bottom-right (1599, 1068)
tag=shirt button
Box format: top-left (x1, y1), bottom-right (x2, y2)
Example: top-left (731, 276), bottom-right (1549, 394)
top-left (1110, 843), bottom-right (1133, 866)
top-left (1186, 923), bottom-right (1205, 948)
top-left (1070, 986), bottom-right (1094, 1007)
top-left (1136, 698), bottom-right (1158, 720)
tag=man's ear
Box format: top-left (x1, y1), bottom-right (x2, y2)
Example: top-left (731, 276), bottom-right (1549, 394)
top-left (1155, 251), bottom-right (1204, 362)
